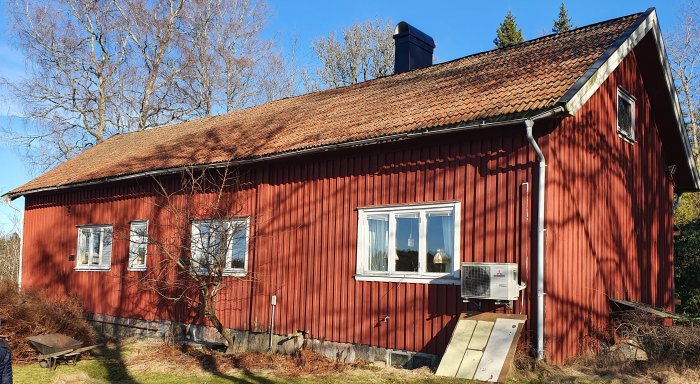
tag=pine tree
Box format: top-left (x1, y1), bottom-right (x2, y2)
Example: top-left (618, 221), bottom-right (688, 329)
top-left (552, 2), bottom-right (574, 33)
top-left (494, 10), bottom-right (524, 49)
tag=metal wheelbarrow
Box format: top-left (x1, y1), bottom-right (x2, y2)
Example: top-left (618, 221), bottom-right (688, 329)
top-left (27, 333), bottom-right (98, 369)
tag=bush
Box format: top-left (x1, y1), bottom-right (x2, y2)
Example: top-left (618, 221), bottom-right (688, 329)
top-left (614, 311), bottom-right (700, 368)
top-left (0, 279), bottom-right (96, 364)
top-left (675, 220), bottom-right (700, 318)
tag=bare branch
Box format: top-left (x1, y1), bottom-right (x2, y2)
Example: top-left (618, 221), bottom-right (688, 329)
top-left (312, 18), bottom-right (394, 89)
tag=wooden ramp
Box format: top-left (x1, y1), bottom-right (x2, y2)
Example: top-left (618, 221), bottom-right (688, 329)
top-left (436, 313), bottom-right (526, 382)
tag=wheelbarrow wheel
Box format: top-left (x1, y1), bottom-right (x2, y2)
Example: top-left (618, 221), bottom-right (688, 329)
top-left (39, 360), bottom-right (50, 368)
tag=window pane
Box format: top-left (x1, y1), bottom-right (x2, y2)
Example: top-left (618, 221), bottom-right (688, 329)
top-left (230, 223), bottom-right (246, 269)
top-left (102, 227), bottom-right (112, 267)
top-left (367, 215), bottom-right (388, 271)
top-left (91, 229), bottom-right (101, 264)
top-left (426, 212), bottom-right (454, 273)
top-left (618, 95), bottom-right (632, 136)
top-left (211, 222), bottom-right (228, 268)
top-left (79, 229), bottom-right (90, 265)
top-left (191, 223), bottom-right (207, 269)
top-left (395, 215), bottom-right (419, 272)
top-left (129, 222), bottom-right (147, 267)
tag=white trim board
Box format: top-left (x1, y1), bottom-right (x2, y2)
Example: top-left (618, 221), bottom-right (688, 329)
top-left (558, 8), bottom-right (699, 189)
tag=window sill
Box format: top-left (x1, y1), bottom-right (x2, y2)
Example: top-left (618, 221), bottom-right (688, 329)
top-left (354, 273), bottom-right (459, 285)
top-left (617, 131), bottom-right (635, 144)
top-left (75, 267), bottom-right (111, 272)
top-left (194, 269), bottom-right (248, 277)
top-left (128, 267), bottom-right (147, 272)
top-left (223, 270), bottom-right (247, 277)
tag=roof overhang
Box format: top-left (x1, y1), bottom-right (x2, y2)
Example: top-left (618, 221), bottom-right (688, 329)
top-left (557, 8), bottom-right (700, 191)
top-left (3, 111), bottom-right (565, 201)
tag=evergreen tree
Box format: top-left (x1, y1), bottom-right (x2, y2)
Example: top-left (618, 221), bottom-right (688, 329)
top-left (494, 10), bottom-right (524, 49)
top-left (552, 2), bottom-right (574, 33)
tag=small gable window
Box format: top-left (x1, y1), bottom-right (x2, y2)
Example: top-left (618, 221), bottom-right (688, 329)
top-left (617, 87), bottom-right (635, 142)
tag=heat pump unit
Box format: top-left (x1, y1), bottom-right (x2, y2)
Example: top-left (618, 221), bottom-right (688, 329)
top-left (461, 262), bottom-right (519, 301)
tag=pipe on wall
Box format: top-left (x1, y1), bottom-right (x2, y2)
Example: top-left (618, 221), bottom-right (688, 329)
top-left (524, 106), bottom-right (565, 361)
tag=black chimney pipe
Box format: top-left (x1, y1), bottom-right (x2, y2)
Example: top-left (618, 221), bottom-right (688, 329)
top-left (393, 22), bottom-right (435, 74)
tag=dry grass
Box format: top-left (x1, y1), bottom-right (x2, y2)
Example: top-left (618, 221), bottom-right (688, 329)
top-left (614, 311), bottom-right (700, 369)
top-left (127, 341), bottom-right (367, 378)
top-left (0, 279), bottom-right (96, 363)
top-left (510, 354), bottom-right (700, 384)
top-left (510, 312), bottom-right (700, 383)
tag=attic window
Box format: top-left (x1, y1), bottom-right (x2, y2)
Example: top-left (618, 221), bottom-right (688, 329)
top-left (617, 87), bottom-right (635, 142)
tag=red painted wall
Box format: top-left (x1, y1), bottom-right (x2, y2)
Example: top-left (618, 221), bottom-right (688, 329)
top-left (542, 36), bottom-right (674, 363)
top-left (22, 126), bottom-right (537, 358)
top-left (20, 37), bottom-right (675, 363)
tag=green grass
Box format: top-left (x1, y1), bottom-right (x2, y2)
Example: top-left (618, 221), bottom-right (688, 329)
top-left (12, 343), bottom-right (475, 384)
top-left (13, 361), bottom-right (474, 384)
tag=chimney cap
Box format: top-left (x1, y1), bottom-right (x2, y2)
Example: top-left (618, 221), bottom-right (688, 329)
top-left (393, 21), bottom-right (435, 48)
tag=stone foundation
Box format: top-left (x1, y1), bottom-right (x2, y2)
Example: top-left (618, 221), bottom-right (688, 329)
top-left (86, 313), bottom-right (436, 369)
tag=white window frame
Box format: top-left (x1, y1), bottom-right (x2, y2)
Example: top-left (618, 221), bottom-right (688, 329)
top-left (355, 201), bottom-right (460, 284)
top-left (128, 220), bottom-right (148, 271)
top-left (75, 225), bottom-right (113, 271)
top-left (617, 86), bottom-right (636, 143)
top-left (190, 218), bottom-right (249, 277)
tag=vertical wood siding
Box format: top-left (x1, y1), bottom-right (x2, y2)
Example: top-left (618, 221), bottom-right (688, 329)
top-left (543, 39), bottom-right (674, 363)
top-left (22, 126), bottom-right (536, 358)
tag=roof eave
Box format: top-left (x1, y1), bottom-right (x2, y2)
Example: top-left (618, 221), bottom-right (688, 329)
top-left (3, 110), bottom-right (568, 201)
top-left (557, 8), bottom-right (700, 191)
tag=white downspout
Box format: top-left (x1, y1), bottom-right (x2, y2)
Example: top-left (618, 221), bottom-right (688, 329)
top-left (524, 106), bottom-right (563, 361)
top-left (525, 119), bottom-right (546, 360)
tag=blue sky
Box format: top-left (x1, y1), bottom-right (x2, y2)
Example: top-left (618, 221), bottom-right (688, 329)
top-left (0, 0), bottom-right (687, 232)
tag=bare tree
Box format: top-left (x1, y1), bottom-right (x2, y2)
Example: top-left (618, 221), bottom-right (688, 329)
top-left (133, 166), bottom-right (255, 353)
top-left (2, 0), bottom-right (290, 171)
top-left (311, 18), bottom-right (394, 89)
top-left (115, 0), bottom-right (192, 131)
top-left (2, 0), bottom-right (130, 170)
top-left (668, 1), bottom-right (700, 163)
top-left (0, 215), bottom-right (21, 284)
top-left (179, 0), bottom-right (287, 115)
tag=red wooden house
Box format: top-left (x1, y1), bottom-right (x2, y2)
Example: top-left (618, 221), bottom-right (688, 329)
top-left (5, 8), bottom-right (699, 364)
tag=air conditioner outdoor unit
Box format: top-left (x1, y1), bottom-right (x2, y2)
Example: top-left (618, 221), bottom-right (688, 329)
top-left (461, 262), bottom-right (519, 301)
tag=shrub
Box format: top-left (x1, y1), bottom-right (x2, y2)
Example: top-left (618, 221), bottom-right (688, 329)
top-left (0, 279), bottom-right (96, 364)
top-left (614, 311), bottom-right (700, 368)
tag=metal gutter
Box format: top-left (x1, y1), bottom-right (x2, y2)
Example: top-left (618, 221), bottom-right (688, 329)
top-left (523, 106), bottom-right (566, 361)
top-left (4, 113), bottom-right (545, 200)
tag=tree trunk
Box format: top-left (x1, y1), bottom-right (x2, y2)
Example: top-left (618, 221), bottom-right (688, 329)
top-left (204, 292), bottom-right (235, 354)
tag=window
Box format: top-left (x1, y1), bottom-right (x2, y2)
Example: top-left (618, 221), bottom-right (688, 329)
top-left (617, 87), bottom-right (635, 142)
top-left (76, 225), bottom-right (113, 271)
top-left (128, 221), bottom-right (148, 271)
top-left (356, 202), bottom-right (460, 284)
top-left (191, 218), bottom-right (249, 276)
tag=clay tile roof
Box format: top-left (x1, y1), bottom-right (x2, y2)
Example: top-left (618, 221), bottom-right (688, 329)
top-left (9, 12), bottom-right (642, 197)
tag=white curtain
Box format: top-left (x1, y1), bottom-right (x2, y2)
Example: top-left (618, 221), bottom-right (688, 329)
top-left (368, 217), bottom-right (388, 271)
top-left (441, 214), bottom-right (454, 261)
